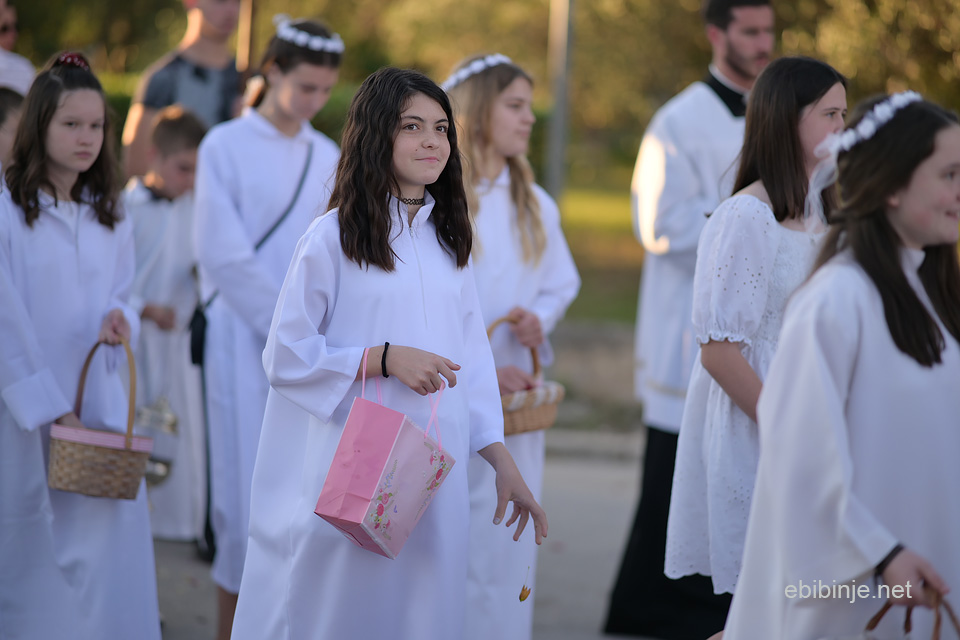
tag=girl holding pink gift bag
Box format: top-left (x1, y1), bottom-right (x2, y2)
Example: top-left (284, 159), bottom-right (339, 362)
top-left (231, 67), bottom-right (547, 640)
top-left (0, 53), bottom-right (159, 639)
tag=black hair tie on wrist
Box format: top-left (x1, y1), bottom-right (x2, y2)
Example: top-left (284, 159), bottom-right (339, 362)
top-left (876, 543), bottom-right (905, 577)
top-left (381, 342), bottom-right (390, 378)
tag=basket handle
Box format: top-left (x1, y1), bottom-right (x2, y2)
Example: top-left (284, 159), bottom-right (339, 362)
top-left (486, 315), bottom-right (540, 377)
top-left (73, 337), bottom-right (137, 449)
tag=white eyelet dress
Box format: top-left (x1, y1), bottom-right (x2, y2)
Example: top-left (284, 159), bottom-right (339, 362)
top-left (664, 193), bottom-right (823, 594)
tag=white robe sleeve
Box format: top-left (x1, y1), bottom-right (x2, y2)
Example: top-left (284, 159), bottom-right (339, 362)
top-left (461, 260), bottom-right (505, 454)
top-left (691, 197), bottom-right (778, 346)
top-left (127, 199), bottom-right (166, 317)
top-left (0, 208), bottom-right (71, 430)
top-left (755, 273), bottom-right (899, 587)
top-left (105, 214), bottom-right (141, 348)
top-left (194, 137), bottom-right (282, 340)
top-left (529, 190), bottom-right (580, 335)
top-left (632, 114), bottom-right (716, 270)
top-left (262, 223), bottom-right (365, 424)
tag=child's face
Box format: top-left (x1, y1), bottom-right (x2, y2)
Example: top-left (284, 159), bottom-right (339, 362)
top-left (0, 106), bottom-right (19, 166)
top-left (488, 76), bottom-right (535, 162)
top-left (392, 93), bottom-right (450, 196)
top-left (46, 89), bottom-right (104, 178)
top-left (798, 82), bottom-right (847, 174)
top-left (266, 62), bottom-right (339, 124)
top-left (886, 124), bottom-right (960, 249)
top-left (153, 147), bottom-right (198, 199)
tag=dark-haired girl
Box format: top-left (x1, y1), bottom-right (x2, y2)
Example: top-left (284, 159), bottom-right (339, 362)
top-left (191, 16), bottom-right (342, 637)
top-left (231, 66), bottom-right (547, 639)
top-left (725, 94), bottom-right (960, 639)
top-left (665, 56), bottom-right (847, 597)
top-left (0, 53), bottom-right (159, 639)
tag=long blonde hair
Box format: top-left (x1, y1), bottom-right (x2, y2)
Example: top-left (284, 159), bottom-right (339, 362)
top-left (446, 56), bottom-right (546, 263)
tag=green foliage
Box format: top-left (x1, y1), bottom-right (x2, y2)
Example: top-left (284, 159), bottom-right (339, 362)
top-left (20, 0), bottom-right (960, 194)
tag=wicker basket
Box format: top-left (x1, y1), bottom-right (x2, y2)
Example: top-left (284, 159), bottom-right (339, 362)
top-left (487, 316), bottom-right (566, 436)
top-left (48, 338), bottom-right (153, 500)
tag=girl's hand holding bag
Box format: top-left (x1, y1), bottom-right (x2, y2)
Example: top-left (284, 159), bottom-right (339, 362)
top-left (314, 347), bottom-right (456, 559)
top-left (820, 585), bottom-right (960, 640)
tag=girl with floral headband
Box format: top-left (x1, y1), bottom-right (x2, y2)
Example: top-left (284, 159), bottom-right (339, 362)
top-left (230, 66), bottom-right (546, 639)
top-left (724, 93), bottom-right (960, 639)
top-left (0, 52), bottom-right (159, 639)
top-left (444, 53), bottom-right (580, 640)
top-left (191, 15), bottom-right (342, 639)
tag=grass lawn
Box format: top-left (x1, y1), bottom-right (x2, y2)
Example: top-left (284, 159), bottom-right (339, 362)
top-left (559, 187), bottom-right (642, 325)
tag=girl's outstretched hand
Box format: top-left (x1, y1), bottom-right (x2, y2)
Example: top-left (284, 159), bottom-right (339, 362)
top-left (507, 307), bottom-right (544, 349)
top-left (479, 442), bottom-right (548, 544)
top-left (360, 344), bottom-right (460, 395)
top-left (99, 308), bottom-right (131, 345)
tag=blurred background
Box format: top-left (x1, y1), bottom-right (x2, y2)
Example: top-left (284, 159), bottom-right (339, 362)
top-left (15, 0), bottom-right (960, 324)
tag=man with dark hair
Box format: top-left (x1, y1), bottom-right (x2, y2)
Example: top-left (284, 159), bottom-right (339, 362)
top-left (606, 1), bottom-right (774, 637)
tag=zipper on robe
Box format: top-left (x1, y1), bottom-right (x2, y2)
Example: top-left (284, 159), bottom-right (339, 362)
top-left (406, 219), bottom-right (430, 327)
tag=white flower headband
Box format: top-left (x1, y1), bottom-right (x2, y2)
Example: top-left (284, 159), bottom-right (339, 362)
top-left (440, 54), bottom-right (513, 92)
top-left (273, 14), bottom-right (345, 54)
top-left (804, 90), bottom-right (923, 229)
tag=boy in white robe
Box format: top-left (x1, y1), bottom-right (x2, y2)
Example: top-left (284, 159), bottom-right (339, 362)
top-left (125, 104), bottom-right (208, 540)
top-left (611, 1), bottom-right (775, 635)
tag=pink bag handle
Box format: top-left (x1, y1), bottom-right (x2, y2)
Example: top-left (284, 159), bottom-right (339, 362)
top-left (360, 347), bottom-right (382, 404)
top-left (360, 347), bottom-right (445, 449)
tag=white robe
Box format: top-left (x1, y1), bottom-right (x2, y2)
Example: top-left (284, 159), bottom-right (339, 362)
top-left (0, 190), bottom-right (160, 639)
top-left (193, 109), bottom-right (339, 591)
top-left (724, 249), bottom-right (960, 640)
top-left (124, 179), bottom-right (206, 540)
top-left (231, 198), bottom-right (504, 640)
top-left (632, 80), bottom-right (745, 431)
top-left (466, 169), bottom-right (580, 640)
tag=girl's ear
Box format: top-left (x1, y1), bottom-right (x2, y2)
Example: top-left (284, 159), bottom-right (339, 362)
top-left (264, 62), bottom-right (284, 88)
top-left (886, 191), bottom-right (902, 210)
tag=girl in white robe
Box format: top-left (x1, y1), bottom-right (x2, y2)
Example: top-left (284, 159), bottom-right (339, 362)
top-left (191, 18), bottom-right (342, 637)
top-left (231, 67), bottom-right (548, 640)
top-left (665, 57), bottom-right (846, 598)
top-left (445, 54), bottom-right (580, 640)
top-left (725, 95), bottom-right (960, 640)
top-left (0, 53), bottom-right (159, 640)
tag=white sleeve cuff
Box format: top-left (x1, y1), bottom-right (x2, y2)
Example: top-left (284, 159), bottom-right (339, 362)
top-left (1, 368), bottom-right (72, 432)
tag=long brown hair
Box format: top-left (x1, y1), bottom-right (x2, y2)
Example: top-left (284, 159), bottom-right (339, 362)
top-left (330, 68), bottom-right (471, 271)
top-left (6, 52), bottom-right (120, 228)
top-left (733, 56), bottom-right (846, 221)
top-left (814, 97), bottom-right (960, 366)
top-left (249, 19), bottom-right (342, 108)
top-left (446, 55), bottom-right (545, 263)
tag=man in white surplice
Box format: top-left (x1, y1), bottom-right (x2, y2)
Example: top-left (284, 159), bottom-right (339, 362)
top-left (605, 1), bottom-right (775, 637)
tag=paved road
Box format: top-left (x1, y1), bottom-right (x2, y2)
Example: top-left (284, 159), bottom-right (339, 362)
top-left (153, 428), bottom-right (651, 640)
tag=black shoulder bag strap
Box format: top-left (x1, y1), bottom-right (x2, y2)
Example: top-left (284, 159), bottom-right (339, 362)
top-left (190, 141), bottom-right (314, 366)
top-left (200, 140), bottom-right (314, 311)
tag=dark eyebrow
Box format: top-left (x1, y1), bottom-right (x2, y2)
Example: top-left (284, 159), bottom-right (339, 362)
top-left (401, 115), bottom-right (449, 125)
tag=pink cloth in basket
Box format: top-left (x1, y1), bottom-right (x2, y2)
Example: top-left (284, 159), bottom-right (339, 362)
top-left (314, 349), bottom-right (455, 559)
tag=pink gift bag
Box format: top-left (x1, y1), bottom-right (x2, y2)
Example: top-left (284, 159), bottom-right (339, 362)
top-left (315, 348), bottom-right (456, 559)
